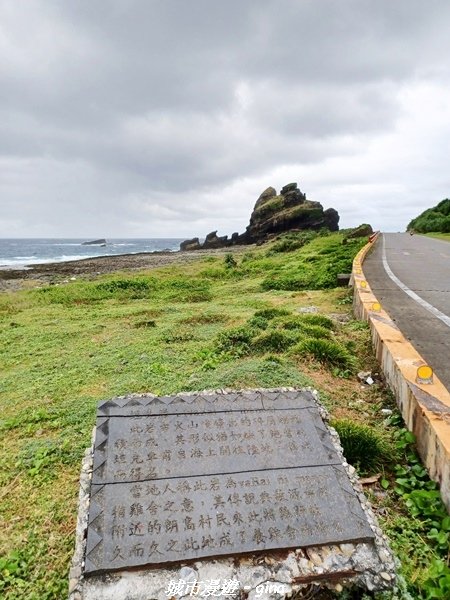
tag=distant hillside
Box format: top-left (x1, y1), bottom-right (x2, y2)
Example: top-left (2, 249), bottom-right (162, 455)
top-left (407, 199), bottom-right (450, 233)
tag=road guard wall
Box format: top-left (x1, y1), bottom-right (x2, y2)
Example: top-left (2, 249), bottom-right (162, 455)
top-left (352, 235), bottom-right (450, 512)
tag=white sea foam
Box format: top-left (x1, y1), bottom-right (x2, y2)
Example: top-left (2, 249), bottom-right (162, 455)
top-left (1, 254), bottom-right (92, 267)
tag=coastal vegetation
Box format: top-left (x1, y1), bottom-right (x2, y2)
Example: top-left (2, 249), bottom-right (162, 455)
top-left (0, 230), bottom-right (448, 598)
top-left (407, 198), bottom-right (450, 233)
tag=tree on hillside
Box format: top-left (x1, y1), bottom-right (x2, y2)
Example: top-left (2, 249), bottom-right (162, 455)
top-left (407, 198), bottom-right (450, 233)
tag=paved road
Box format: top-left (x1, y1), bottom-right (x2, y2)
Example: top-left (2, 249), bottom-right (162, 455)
top-left (363, 233), bottom-right (450, 391)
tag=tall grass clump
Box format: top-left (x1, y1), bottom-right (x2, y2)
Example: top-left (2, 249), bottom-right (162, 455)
top-left (331, 419), bottom-right (396, 474)
top-left (252, 330), bottom-right (300, 353)
top-left (253, 307), bottom-right (290, 320)
top-left (215, 325), bottom-right (256, 357)
top-left (296, 313), bottom-right (334, 329)
top-left (291, 337), bottom-right (354, 369)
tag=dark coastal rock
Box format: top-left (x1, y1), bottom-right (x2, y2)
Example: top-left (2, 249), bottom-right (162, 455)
top-left (179, 181), bottom-right (340, 250)
top-left (351, 223), bottom-right (373, 238)
top-left (82, 239), bottom-right (107, 246)
top-left (324, 208), bottom-right (340, 232)
top-left (280, 182), bottom-right (298, 195)
top-left (202, 231), bottom-right (230, 249)
top-left (246, 183), bottom-right (337, 240)
top-left (254, 186), bottom-right (277, 211)
top-left (344, 223), bottom-right (373, 240)
top-left (180, 237), bottom-right (201, 251)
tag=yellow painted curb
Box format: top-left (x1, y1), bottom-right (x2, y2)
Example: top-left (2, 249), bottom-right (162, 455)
top-left (352, 234), bottom-right (450, 512)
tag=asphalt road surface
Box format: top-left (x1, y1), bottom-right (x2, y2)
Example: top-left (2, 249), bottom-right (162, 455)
top-left (363, 233), bottom-right (450, 391)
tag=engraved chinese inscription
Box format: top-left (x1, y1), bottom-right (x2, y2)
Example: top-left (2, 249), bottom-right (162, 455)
top-left (85, 391), bottom-right (374, 574)
top-left (92, 408), bottom-right (340, 485)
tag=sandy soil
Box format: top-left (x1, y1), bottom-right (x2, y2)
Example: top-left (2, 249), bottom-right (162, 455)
top-left (0, 246), bottom-right (252, 292)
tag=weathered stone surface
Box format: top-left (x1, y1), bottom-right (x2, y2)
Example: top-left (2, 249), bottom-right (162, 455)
top-left (91, 408), bottom-right (340, 485)
top-left (324, 207), bottom-right (340, 232)
top-left (70, 390), bottom-right (397, 600)
top-left (254, 186), bottom-right (277, 211)
top-left (180, 237), bottom-right (201, 251)
top-left (202, 231), bottom-right (230, 249)
top-left (97, 390), bottom-right (316, 417)
top-left (280, 183), bottom-right (298, 195)
top-left (344, 223), bottom-right (373, 240)
top-left (85, 465), bottom-right (373, 573)
top-left (85, 390), bottom-right (374, 575)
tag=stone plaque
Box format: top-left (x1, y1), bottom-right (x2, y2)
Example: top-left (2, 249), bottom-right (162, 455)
top-left (85, 391), bottom-right (374, 575)
top-left (96, 390), bottom-right (317, 418)
top-left (92, 408), bottom-right (340, 485)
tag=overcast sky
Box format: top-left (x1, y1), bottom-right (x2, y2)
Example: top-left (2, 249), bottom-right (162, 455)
top-left (1, 0), bottom-right (450, 238)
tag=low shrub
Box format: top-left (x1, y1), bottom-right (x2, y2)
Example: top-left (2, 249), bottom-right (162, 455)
top-left (247, 315), bottom-right (270, 330)
top-left (253, 307), bottom-right (290, 320)
top-left (134, 320), bottom-right (156, 328)
top-left (276, 316), bottom-right (331, 339)
top-left (161, 329), bottom-right (195, 343)
top-left (268, 231), bottom-right (318, 254)
top-left (96, 278), bottom-right (156, 295)
top-left (224, 253), bottom-right (238, 269)
top-left (252, 330), bottom-right (299, 353)
top-left (215, 325), bottom-right (256, 356)
top-left (180, 312), bottom-right (229, 325)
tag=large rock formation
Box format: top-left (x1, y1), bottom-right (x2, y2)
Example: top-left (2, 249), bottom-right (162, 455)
top-left (180, 182), bottom-right (339, 250)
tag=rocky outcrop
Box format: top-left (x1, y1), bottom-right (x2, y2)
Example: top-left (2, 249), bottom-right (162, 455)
top-left (202, 231), bottom-right (229, 249)
top-left (180, 237), bottom-right (201, 251)
top-left (82, 239), bottom-right (107, 246)
top-left (345, 224), bottom-right (373, 239)
top-left (180, 182), bottom-right (340, 250)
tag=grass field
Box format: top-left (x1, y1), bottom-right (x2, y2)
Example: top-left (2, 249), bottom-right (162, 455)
top-left (0, 232), bottom-right (448, 599)
top-left (423, 232), bottom-right (450, 242)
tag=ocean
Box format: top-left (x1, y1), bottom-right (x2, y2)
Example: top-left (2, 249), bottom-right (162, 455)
top-left (0, 238), bottom-right (185, 268)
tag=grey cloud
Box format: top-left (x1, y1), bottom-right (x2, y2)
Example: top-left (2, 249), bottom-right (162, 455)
top-left (1, 0), bottom-right (450, 236)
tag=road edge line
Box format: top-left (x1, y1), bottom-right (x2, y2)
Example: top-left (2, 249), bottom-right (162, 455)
top-left (352, 234), bottom-right (450, 513)
top-left (381, 235), bottom-right (450, 328)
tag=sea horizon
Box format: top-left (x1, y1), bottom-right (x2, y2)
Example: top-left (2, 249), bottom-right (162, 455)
top-left (0, 237), bottom-right (185, 268)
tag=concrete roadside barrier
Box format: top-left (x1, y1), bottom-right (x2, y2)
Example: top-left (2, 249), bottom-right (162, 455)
top-left (352, 234), bottom-right (450, 512)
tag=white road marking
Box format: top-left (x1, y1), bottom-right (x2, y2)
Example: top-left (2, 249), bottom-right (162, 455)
top-left (403, 251), bottom-right (410, 255)
top-left (381, 235), bottom-right (450, 329)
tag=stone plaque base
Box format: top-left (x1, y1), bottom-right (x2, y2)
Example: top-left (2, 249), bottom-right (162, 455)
top-left (69, 389), bottom-right (396, 600)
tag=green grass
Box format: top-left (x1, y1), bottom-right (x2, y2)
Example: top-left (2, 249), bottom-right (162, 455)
top-left (0, 230), bottom-right (445, 599)
top-left (423, 232), bottom-right (450, 242)
top-left (260, 233), bottom-right (366, 290)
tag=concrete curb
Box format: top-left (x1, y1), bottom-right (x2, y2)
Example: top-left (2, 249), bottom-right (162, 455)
top-left (352, 234), bottom-right (450, 512)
